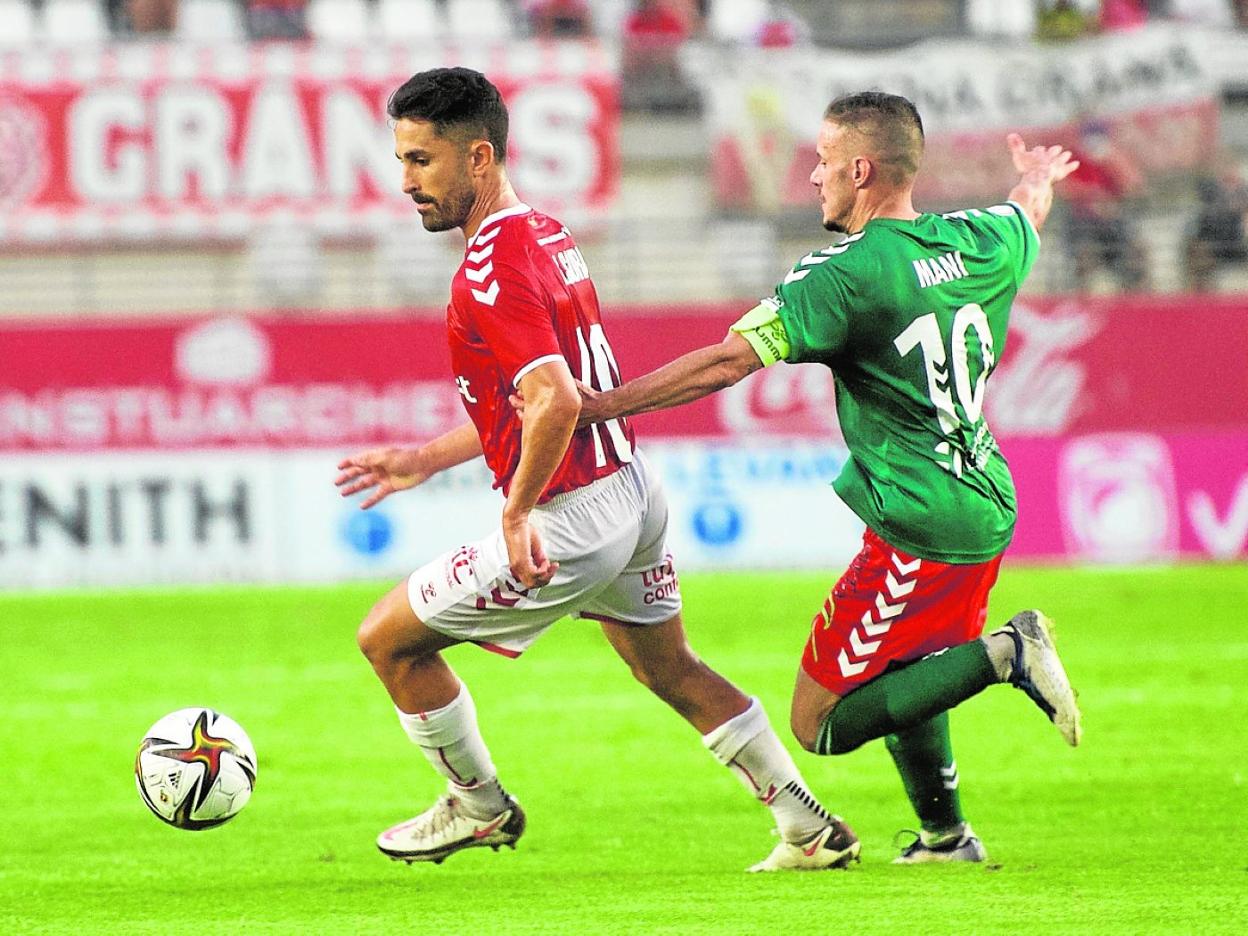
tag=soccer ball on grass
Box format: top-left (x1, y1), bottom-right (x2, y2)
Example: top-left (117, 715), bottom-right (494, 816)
top-left (135, 707), bottom-right (258, 830)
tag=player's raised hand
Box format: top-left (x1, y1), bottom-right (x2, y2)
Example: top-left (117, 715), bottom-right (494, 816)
top-left (501, 511), bottom-right (559, 589)
top-left (334, 447), bottom-right (426, 509)
top-left (1007, 133), bottom-right (1080, 185)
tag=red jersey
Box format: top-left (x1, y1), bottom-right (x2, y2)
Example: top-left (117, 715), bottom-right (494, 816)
top-left (446, 203), bottom-right (636, 502)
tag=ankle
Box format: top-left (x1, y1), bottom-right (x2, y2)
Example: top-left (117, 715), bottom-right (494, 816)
top-left (982, 632), bottom-right (1015, 681)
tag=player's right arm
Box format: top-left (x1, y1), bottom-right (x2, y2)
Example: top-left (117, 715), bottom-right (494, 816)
top-left (1006, 132), bottom-right (1080, 233)
top-left (575, 300), bottom-right (789, 425)
top-left (334, 423), bottom-right (483, 509)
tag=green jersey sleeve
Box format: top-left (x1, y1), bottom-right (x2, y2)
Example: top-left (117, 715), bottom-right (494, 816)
top-left (977, 201), bottom-right (1040, 288)
top-left (767, 236), bottom-right (863, 364)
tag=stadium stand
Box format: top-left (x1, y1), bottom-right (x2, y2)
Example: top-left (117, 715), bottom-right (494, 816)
top-left (42, 0), bottom-right (110, 41)
top-left (176, 0), bottom-right (248, 40)
top-left (306, 0), bottom-right (372, 40)
top-left (1, 2), bottom-right (1247, 312)
top-left (375, 0), bottom-right (443, 39)
top-left (0, 0), bottom-right (38, 44)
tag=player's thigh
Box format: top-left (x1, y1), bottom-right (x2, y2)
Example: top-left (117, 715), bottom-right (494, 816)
top-left (406, 485), bottom-right (643, 659)
top-left (357, 577), bottom-right (461, 662)
top-left (799, 529), bottom-right (1001, 698)
top-left (576, 453), bottom-right (681, 629)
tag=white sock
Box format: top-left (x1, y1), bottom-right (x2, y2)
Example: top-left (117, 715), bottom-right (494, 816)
top-left (396, 683), bottom-right (507, 819)
top-left (702, 697), bottom-right (833, 843)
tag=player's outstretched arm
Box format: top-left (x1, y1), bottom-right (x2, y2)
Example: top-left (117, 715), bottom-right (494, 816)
top-left (580, 332), bottom-right (763, 426)
top-left (335, 423), bottom-right (483, 509)
top-left (1006, 133), bottom-right (1080, 234)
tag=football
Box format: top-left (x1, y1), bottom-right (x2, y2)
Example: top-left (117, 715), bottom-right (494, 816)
top-left (135, 708), bottom-right (258, 830)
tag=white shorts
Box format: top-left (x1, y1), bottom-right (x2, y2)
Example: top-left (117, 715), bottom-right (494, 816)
top-left (406, 451), bottom-right (681, 657)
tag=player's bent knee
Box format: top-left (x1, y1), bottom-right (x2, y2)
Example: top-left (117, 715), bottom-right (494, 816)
top-left (790, 712), bottom-right (821, 753)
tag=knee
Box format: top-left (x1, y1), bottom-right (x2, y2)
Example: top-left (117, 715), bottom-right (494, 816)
top-left (789, 707), bottom-right (821, 753)
top-left (357, 597), bottom-right (410, 674)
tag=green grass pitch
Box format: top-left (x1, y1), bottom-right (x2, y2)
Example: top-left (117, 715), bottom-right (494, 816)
top-left (2, 564), bottom-right (1246, 935)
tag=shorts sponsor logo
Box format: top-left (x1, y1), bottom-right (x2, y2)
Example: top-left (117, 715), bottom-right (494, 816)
top-left (445, 545), bottom-right (479, 587)
top-left (641, 553), bottom-right (679, 605)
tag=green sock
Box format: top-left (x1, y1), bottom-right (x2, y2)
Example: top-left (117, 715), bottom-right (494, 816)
top-left (815, 639), bottom-right (996, 755)
top-left (885, 711), bottom-right (965, 836)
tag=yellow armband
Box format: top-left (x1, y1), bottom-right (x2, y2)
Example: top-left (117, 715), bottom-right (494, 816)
top-left (730, 299), bottom-right (791, 367)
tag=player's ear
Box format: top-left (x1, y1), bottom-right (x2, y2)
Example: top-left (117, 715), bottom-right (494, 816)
top-left (468, 139), bottom-right (497, 176)
top-left (851, 156), bottom-right (872, 188)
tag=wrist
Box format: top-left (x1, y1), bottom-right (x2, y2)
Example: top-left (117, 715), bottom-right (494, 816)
top-left (502, 503), bottom-right (531, 525)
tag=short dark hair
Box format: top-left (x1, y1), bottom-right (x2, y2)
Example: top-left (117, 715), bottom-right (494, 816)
top-left (387, 67), bottom-right (509, 162)
top-left (824, 92), bottom-right (924, 184)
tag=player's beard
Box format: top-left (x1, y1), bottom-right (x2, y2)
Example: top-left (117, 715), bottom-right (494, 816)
top-left (415, 183), bottom-right (475, 233)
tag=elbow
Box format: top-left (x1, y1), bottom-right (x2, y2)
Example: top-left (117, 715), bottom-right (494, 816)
top-left (534, 383), bottom-right (582, 427)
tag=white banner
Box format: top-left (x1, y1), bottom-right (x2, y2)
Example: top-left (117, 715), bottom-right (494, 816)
top-left (0, 442), bottom-right (863, 589)
top-left (687, 24), bottom-right (1220, 208)
top-left (0, 452), bottom-right (280, 588)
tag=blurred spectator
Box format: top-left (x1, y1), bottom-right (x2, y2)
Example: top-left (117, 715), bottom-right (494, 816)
top-left (1099, 0), bottom-right (1150, 29)
top-left (526, 0), bottom-right (594, 36)
top-left (621, 0), bottom-right (701, 112)
top-left (246, 0), bottom-right (307, 38)
top-left (1063, 119), bottom-right (1151, 292)
top-left (1036, 0), bottom-right (1095, 39)
top-left (625, 0), bottom-right (696, 41)
top-left (754, 3), bottom-right (809, 47)
top-left (1184, 163), bottom-right (1248, 291)
top-left (126, 0), bottom-right (178, 33)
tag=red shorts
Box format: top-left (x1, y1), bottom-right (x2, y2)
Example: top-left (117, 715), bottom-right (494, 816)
top-left (801, 528), bottom-right (1003, 697)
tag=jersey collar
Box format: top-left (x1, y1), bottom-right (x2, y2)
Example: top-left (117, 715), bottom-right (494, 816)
top-left (470, 203), bottom-right (531, 246)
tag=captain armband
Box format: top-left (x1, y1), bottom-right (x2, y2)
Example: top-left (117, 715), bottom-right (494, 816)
top-left (729, 298), bottom-right (792, 368)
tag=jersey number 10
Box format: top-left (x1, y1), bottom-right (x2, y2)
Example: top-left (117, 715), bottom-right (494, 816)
top-left (576, 324), bottom-right (634, 468)
top-left (893, 303), bottom-right (996, 477)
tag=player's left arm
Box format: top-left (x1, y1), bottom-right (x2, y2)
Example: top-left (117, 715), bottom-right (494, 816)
top-left (1006, 132), bottom-right (1080, 233)
top-left (504, 359), bottom-right (581, 587)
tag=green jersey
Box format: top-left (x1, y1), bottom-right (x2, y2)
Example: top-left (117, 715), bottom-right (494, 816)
top-left (733, 201), bottom-right (1039, 563)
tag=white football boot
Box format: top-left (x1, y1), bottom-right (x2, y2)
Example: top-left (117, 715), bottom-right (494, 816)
top-left (377, 791), bottom-right (526, 864)
top-left (994, 610), bottom-right (1082, 747)
top-left (747, 817), bottom-right (861, 872)
top-left (893, 825), bottom-right (988, 864)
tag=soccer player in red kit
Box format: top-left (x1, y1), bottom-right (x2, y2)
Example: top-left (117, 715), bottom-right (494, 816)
top-left (334, 67), bottom-right (857, 871)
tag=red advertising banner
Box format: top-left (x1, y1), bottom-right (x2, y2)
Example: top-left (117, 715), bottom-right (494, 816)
top-left (1, 297), bottom-right (1245, 451)
top-left (1007, 431), bottom-right (1248, 562)
top-left (0, 42), bottom-right (618, 242)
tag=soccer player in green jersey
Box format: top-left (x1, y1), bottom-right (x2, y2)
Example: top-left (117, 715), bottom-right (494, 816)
top-left (547, 92), bottom-right (1083, 863)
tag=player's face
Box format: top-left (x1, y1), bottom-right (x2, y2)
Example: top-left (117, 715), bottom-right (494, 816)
top-left (394, 118), bottom-right (476, 233)
top-left (810, 120), bottom-right (856, 233)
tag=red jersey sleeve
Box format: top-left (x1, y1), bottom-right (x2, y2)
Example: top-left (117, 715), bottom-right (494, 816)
top-left (469, 251), bottom-right (565, 386)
